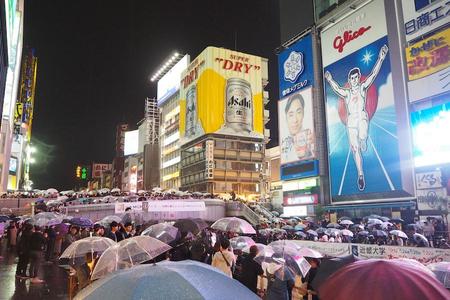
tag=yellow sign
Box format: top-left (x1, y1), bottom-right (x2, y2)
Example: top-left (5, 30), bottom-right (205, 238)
top-left (179, 47), bottom-right (265, 145)
top-left (14, 102), bottom-right (23, 122)
top-left (406, 27), bottom-right (450, 81)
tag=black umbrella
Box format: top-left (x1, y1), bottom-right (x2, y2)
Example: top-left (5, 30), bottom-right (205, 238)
top-left (311, 255), bottom-right (361, 292)
top-left (326, 223), bottom-right (341, 229)
top-left (390, 218), bottom-right (404, 223)
top-left (294, 231), bottom-right (307, 238)
top-left (173, 218), bottom-right (208, 235)
top-left (316, 227), bottom-right (327, 234)
top-left (307, 229), bottom-right (318, 236)
top-left (372, 230), bottom-right (388, 238)
top-left (406, 224), bottom-right (421, 231)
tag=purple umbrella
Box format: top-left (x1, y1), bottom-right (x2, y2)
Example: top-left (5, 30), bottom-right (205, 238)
top-left (70, 217), bottom-right (93, 227)
top-left (55, 223), bottom-right (70, 235)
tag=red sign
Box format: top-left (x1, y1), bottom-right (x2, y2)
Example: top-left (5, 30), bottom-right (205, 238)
top-left (333, 26), bottom-right (372, 53)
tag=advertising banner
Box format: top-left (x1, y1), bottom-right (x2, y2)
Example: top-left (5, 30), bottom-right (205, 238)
top-left (416, 187), bottom-right (448, 211)
top-left (279, 87), bottom-right (316, 165)
top-left (179, 47), bottom-right (264, 145)
top-left (91, 163), bottom-right (112, 179)
top-left (410, 99), bottom-right (450, 167)
top-left (157, 55), bottom-right (189, 106)
top-left (406, 27), bottom-right (450, 102)
top-left (115, 202), bottom-right (143, 214)
top-left (124, 130), bottom-right (139, 156)
top-left (321, 0), bottom-right (409, 202)
top-left (278, 34), bottom-right (314, 98)
top-left (145, 201), bottom-right (206, 212)
top-left (291, 240), bottom-right (351, 257)
top-left (402, 0), bottom-right (449, 43)
top-left (416, 170), bottom-right (443, 189)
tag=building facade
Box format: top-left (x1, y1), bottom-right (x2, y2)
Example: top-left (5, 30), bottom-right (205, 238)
top-left (178, 47), bottom-right (270, 200)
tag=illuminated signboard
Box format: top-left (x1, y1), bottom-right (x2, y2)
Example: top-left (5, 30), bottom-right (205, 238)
top-left (157, 55), bottom-right (190, 106)
top-left (124, 130), bottom-right (139, 156)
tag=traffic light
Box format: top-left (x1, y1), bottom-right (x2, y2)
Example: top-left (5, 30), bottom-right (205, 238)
top-left (76, 166), bottom-right (81, 178)
top-left (81, 167), bottom-right (88, 180)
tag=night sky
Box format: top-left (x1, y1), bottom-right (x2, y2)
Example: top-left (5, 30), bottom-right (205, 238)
top-left (25, 0), bottom-right (283, 190)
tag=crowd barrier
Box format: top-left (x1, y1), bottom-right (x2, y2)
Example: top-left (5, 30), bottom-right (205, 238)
top-left (292, 240), bottom-right (450, 264)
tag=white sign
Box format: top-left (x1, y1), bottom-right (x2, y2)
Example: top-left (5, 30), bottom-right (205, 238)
top-left (416, 188), bottom-right (448, 211)
top-left (115, 202), bottom-right (143, 214)
top-left (157, 55), bottom-right (189, 106)
top-left (146, 201), bottom-right (206, 212)
top-left (320, 0), bottom-right (387, 67)
top-left (124, 130), bottom-right (139, 156)
top-left (292, 240), bottom-right (351, 257)
top-left (282, 205), bottom-right (307, 217)
top-left (416, 170), bottom-right (443, 189)
top-left (402, 0), bottom-right (449, 43)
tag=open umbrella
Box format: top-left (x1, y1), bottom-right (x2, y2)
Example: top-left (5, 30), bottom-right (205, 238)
top-left (91, 236), bottom-right (172, 280)
top-left (0, 215), bottom-right (10, 222)
top-left (357, 231), bottom-right (369, 236)
top-left (230, 236), bottom-right (256, 250)
top-left (294, 231), bottom-right (307, 238)
top-left (339, 220), bottom-right (353, 225)
top-left (413, 233), bottom-right (429, 246)
top-left (368, 219), bottom-right (383, 225)
top-left (428, 262), bottom-right (450, 288)
top-left (372, 230), bottom-right (388, 238)
top-left (97, 215), bottom-right (122, 227)
top-left (339, 216), bottom-right (352, 221)
top-left (340, 229), bottom-right (354, 237)
top-left (76, 260), bottom-right (259, 300)
top-left (70, 217), bottom-right (94, 228)
top-left (316, 227), bottom-right (327, 234)
top-left (389, 230), bottom-right (407, 239)
top-left (307, 229), bottom-right (318, 236)
top-left (319, 259), bottom-right (449, 300)
top-left (294, 224), bottom-right (306, 231)
top-left (282, 225), bottom-right (295, 231)
top-left (174, 218), bottom-right (208, 235)
top-left (268, 240), bottom-right (300, 250)
top-left (381, 222), bottom-right (393, 230)
top-left (60, 237), bottom-right (116, 261)
top-left (326, 223), bottom-right (340, 229)
top-left (255, 244), bottom-right (310, 280)
top-left (325, 228), bottom-right (341, 236)
top-left (406, 223), bottom-right (422, 231)
top-left (311, 254), bottom-right (360, 291)
top-left (31, 212), bottom-right (64, 227)
top-left (390, 218), bottom-right (404, 223)
top-left (211, 217), bottom-right (256, 234)
top-left (140, 223), bottom-right (180, 244)
top-left (111, 188), bottom-right (121, 193)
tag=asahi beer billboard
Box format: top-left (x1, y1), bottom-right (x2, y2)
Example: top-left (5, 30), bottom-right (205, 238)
top-left (405, 27), bottom-right (450, 103)
top-left (179, 47), bottom-right (264, 145)
top-left (321, 0), bottom-right (412, 202)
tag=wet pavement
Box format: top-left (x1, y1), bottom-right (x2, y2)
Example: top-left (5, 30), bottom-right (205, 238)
top-left (0, 241), bottom-right (69, 300)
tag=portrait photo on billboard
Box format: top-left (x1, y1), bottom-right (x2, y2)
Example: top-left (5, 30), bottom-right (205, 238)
top-left (279, 87), bottom-right (315, 165)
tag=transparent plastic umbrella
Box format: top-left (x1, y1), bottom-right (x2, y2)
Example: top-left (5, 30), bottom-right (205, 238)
top-left (230, 236), bottom-right (255, 250)
top-left (140, 223), bottom-right (180, 244)
top-left (428, 262), bottom-right (450, 288)
top-left (211, 217), bottom-right (256, 234)
top-left (341, 229), bottom-right (354, 237)
top-left (97, 215), bottom-right (122, 227)
top-left (31, 212), bottom-right (64, 227)
top-left (91, 236), bottom-right (171, 280)
top-left (389, 230), bottom-right (408, 239)
top-left (60, 237), bottom-right (116, 261)
top-left (339, 220), bottom-right (354, 225)
top-left (268, 240), bottom-right (301, 250)
top-left (254, 244), bottom-right (310, 280)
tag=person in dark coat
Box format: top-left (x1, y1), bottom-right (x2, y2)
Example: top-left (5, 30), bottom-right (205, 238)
top-left (106, 221), bottom-right (123, 242)
top-left (29, 226), bottom-right (47, 283)
top-left (45, 226), bottom-right (57, 262)
top-left (240, 245), bottom-right (264, 294)
top-left (16, 223), bottom-right (33, 278)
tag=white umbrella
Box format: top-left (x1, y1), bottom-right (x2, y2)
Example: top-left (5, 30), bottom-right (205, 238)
top-left (340, 220), bottom-right (354, 225)
top-left (91, 236), bottom-right (171, 280)
top-left (381, 222), bottom-right (393, 229)
top-left (211, 217), bottom-right (256, 234)
top-left (60, 237), bottom-right (116, 260)
top-left (230, 236), bottom-right (256, 250)
top-left (111, 188), bottom-right (121, 193)
top-left (31, 212), bottom-right (64, 227)
top-left (368, 218), bottom-right (383, 225)
top-left (389, 230), bottom-right (408, 239)
top-left (341, 229), bottom-right (354, 237)
top-left (56, 195), bottom-right (69, 201)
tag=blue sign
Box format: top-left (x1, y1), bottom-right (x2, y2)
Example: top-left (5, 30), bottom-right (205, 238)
top-left (278, 34), bottom-right (314, 99)
top-left (324, 36), bottom-right (404, 201)
top-left (281, 160), bottom-right (319, 181)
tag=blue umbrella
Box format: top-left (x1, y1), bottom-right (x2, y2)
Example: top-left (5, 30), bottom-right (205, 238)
top-left (0, 215), bottom-right (10, 222)
top-left (70, 217), bottom-right (93, 227)
top-left (74, 260), bottom-right (259, 300)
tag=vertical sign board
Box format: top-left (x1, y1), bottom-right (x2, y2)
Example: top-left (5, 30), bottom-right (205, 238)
top-left (277, 34), bottom-right (318, 180)
top-left (321, 0), bottom-right (413, 202)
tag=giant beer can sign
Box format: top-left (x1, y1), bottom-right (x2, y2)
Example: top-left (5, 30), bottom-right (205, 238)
top-left (179, 47), bottom-right (265, 145)
top-left (224, 78), bottom-right (253, 133)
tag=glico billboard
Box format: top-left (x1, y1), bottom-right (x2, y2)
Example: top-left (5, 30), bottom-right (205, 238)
top-left (179, 47), bottom-right (265, 145)
top-left (321, 0), bottom-right (413, 203)
top-left (277, 33), bottom-right (318, 180)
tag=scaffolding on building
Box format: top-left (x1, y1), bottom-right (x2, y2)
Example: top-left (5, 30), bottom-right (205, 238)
top-left (145, 98), bottom-right (160, 145)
